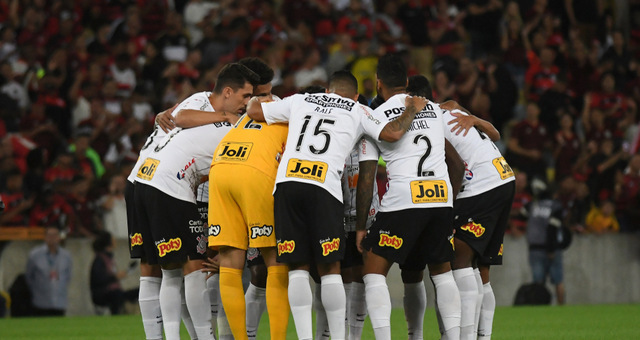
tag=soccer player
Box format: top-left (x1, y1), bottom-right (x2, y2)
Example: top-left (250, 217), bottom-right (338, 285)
top-left (356, 55), bottom-right (464, 340)
top-left (207, 64), bottom-right (290, 340)
top-left (133, 63), bottom-right (258, 340)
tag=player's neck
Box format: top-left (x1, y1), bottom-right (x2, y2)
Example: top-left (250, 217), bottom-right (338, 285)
top-left (383, 87), bottom-right (406, 100)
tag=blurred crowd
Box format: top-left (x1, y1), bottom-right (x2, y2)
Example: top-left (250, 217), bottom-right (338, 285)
top-left (0, 0), bottom-right (639, 238)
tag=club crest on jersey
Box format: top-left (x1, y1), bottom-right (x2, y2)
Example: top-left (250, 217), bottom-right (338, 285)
top-left (247, 247), bottom-right (260, 261)
top-left (250, 225), bottom-right (273, 239)
top-left (137, 158), bottom-right (159, 181)
top-left (320, 238), bottom-right (340, 256)
top-left (461, 222), bottom-right (485, 237)
top-left (209, 224), bottom-right (221, 237)
top-left (492, 157), bottom-right (514, 180)
top-left (378, 232), bottom-right (403, 249)
top-left (176, 158), bottom-right (196, 180)
top-left (196, 235), bottom-right (207, 254)
top-left (410, 180), bottom-right (448, 203)
top-left (286, 159), bottom-right (328, 183)
top-left (157, 238), bottom-right (182, 257)
top-left (498, 243), bottom-right (503, 256)
top-left (130, 233), bottom-right (143, 248)
top-left (277, 240), bottom-right (295, 256)
top-left (215, 142), bottom-right (253, 162)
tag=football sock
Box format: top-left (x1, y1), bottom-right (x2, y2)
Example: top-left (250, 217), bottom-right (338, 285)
top-left (206, 274), bottom-right (219, 334)
top-left (431, 271), bottom-right (461, 340)
top-left (363, 274), bottom-right (391, 340)
top-left (288, 270), bottom-right (313, 340)
top-left (184, 270), bottom-right (214, 340)
top-left (404, 281), bottom-right (426, 340)
top-left (314, 283), bottom-right (330, 340)
top-left (474, 268), bottom-right (484, 332)
top-left (348, 282), bottom-right (366, 340)
top-left (245, 283), bottom-right (266, 340)
top-left (320, 274), bottom-right (346, 340)
top-left (181, 283), bottom-right (198, 340)
top-left (217, 297), bottom-right (233, 340)
top-left (219, 267), bottom-right (247, 340)
top-left (343, 282), bottom-right (352, 337)
top-left (160, 269), bottom-right (183, 340)
top-left (478, 282), bottom-right (495, 340)
top-left (139, 276), bottom-right (163, 340)
top-left (266, 265), bottom-right (289, 340)
top-left (453, 268), bottom-right (478, 340)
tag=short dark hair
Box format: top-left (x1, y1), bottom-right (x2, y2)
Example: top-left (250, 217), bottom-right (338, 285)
top-left (238, 57), bottom-right (274, 85)
top-left (407, 75), bottom-right (433, 101)
top-left (376, 54), bottom-right (407, 89)
top-left (299, 85), bottom-right (326, 94)
top-left (329, 70), bottom-right (358, 96)
top-left (213, 63), bottom-right (260, 94)
top-left (92, 231), bottom-right (113, 252)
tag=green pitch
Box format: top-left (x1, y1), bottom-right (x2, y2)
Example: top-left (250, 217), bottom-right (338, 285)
top-left (0, 304), bottom-right (638, 339)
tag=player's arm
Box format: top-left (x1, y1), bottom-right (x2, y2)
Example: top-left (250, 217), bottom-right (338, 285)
top-left (246, 96), bottom-right (268, 121)
top-left (355, 159), bottom-right (378, 253)
top-left (378, 96), bottom-right (428, 142)
top-left (445, 139), bottom-right (465, 200)
top-left (156, 106), bottom-right (239, 132)
top-left (441, 101), bottom-right (501, 141)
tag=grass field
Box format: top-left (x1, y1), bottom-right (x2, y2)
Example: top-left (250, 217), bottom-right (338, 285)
top-left (1, 304), bottom-right (638, 339)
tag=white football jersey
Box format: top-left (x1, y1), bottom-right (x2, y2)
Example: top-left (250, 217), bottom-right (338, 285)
top-left (342, 141), bottom-right (379, 232)
top-left (442, 109), bottom-right (515, 198)
top-left (261, 93), bottom-right (386, 202)
top-left (133, 92), bottom-right (232, 203)
top-left (370, 93), bottom-right (452, 211)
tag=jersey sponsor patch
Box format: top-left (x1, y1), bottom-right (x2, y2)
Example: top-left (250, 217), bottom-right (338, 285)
top-left (215, 142), bottom-right (253, 162)
top-left (130, 233), bottom-right (143, 248)
top-left (250, 224), bottom-right (273, 239)
top-left (410, 180), bottom-right (448, 203)
top-left (209, 224), bottom-right (221, 237)
top-left (492, 157), bottom-right (514, 180)
top-left (321, 238), bottom-right (340, 256)
top-left (461, 221), bottom-right (485, 237)
top-left (157, 238), bottom-right (182, 257)
top-left (286, 159), bottom-right (328, 183)
top-left (137, 158), bottom-right (160, 181)
top-left (277, 240), bottom-right (295, 256)
top-left (378, 232), bottom-right (403, 249)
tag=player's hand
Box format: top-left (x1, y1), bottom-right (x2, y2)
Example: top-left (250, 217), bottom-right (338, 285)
top-left (202, 255), bottom-right (220, 279)
top-left (356, 230), bottom-right (367, 254)
top-left (155, 104), bottom-right (178, 132)
top-left (223, 112), bottom-right (241, 125)
top-left (448, 111), bottom-right (476, 137)
top-left (405, 95), bottom-right (428, 112)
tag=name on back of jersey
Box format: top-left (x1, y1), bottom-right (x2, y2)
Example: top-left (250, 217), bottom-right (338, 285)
top-left (215, 142), bottom-right (253, 162)
top-left (410, 180), bottom-right (448, 203)
top-left (305, 95), bottom-right (355, 111)
top-left (286, 158), bottom-right (328, 183)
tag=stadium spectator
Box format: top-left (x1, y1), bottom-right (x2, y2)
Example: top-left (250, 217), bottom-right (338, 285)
top-left (0, 168), bottom-right (33, 226)
top-left (100, 175), bottom-right (129, 240)
top-left (507, 102), bottom-right (551, 182)
top-left (509, 171), bottom-right (531, 237)
top-left (553, 113), bottom-right (582, 181)
top-left (614, 154), bottom-right (640, 232)
top-left (25, 226), bottom-right (73, 316)
top-left (585, 199), bottom-right (620, 233)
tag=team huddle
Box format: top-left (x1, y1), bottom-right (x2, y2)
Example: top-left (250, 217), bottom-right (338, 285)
top-left (125, 54), bottom-right (515, 340)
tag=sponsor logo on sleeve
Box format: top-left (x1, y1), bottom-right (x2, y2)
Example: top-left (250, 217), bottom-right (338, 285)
top-left (157, 238), bottom-right (182, 257)
top-left (321, 238), bottom-right (340, 256)
top-left (378, 231), bottom-right (403, 249)
top-left (250, 225), bottom-right (273, 239)
top-left (461, 222), bottom-right (485, 237)
top-left (130, 233), bottom-right (143, 248)
top-left (286, 159), bottom-right (328, 183)
top-left (410, 180), bottom-right (449, 203)
top-left (277, 240), bottom-right (295, 256)
top-left (215, 142), bottom-right (253, 162)
top-left (208, 224), bottom-right (221, 237)
top-left (137, 158), bottom-right (160, 181)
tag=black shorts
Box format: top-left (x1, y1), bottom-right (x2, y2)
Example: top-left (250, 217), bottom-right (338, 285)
top-left (362, 207), bottom-right (455, 270)
top-left (453, 181), bottom-right (515, 266)
top-left (246, 248), bottom-right (265, 267)
top-left (134, 183), bottom-right (208, 266)
top-left (341, 231), bottom-right (363, 268)
top-left (126, 181), bottom-right (145, 259)
top-left (274, 182), bottom-right (345, 264)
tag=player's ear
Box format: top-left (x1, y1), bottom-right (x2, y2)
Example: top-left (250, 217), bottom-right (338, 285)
top-left (223, 86), bottom-right (233, 99)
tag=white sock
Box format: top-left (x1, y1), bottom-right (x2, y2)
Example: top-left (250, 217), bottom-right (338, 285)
top-left (288, 270), bottom-right (313, 340)
top-left (160, 269), bottom-right (183, 340)
top-left (181, 283), bottom-right (198, 340)
top-left (217, 299), bottom-right (233, 340)
top-left (478, 283), bottom-right (495, 340)
top-left (348, 282), bottom-right (366, 340)
top-left (474, 268), bottom-right (484, 333)
top-left (343, 282), bottom-right (352, 337)
top-left (321, 274), bottom-right (346, 340)
top-left (404, 281), bottom-right (426, 340)
top-left (314, 283), bottom-right (330, 340)
top-left (245, 283), bottom-right (266, 339)
top-left (206, 274), bottom-right (219, 334)
top-left (184, 271), bottom-right (214, 340)
top-left (431, 271), bottom-right (461, 340)
top-left (139, 276), bottom-right (163, 340)
top-left (363, 274), bottom-right (391, 340)
top-left (453, 268), bottom-right (478, 340)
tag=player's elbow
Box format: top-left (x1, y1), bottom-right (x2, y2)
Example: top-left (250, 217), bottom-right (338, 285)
top-left (379, 129), bottom-right (402, 143)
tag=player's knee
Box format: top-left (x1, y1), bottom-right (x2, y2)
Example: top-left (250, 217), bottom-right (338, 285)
top-left (250, 264), bottom-right (268, 287)
top-left (427, 262), bottom-right (451, 276)
top-left (401, 269), bottom-right (424, 283)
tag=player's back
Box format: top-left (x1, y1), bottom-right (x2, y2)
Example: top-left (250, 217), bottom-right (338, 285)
top-left (211, 114), bottom-right (288, 180)
top-left (373, 93), bottom-right (452, 211)
top-left (442, 109), bottom-right (515, 198)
